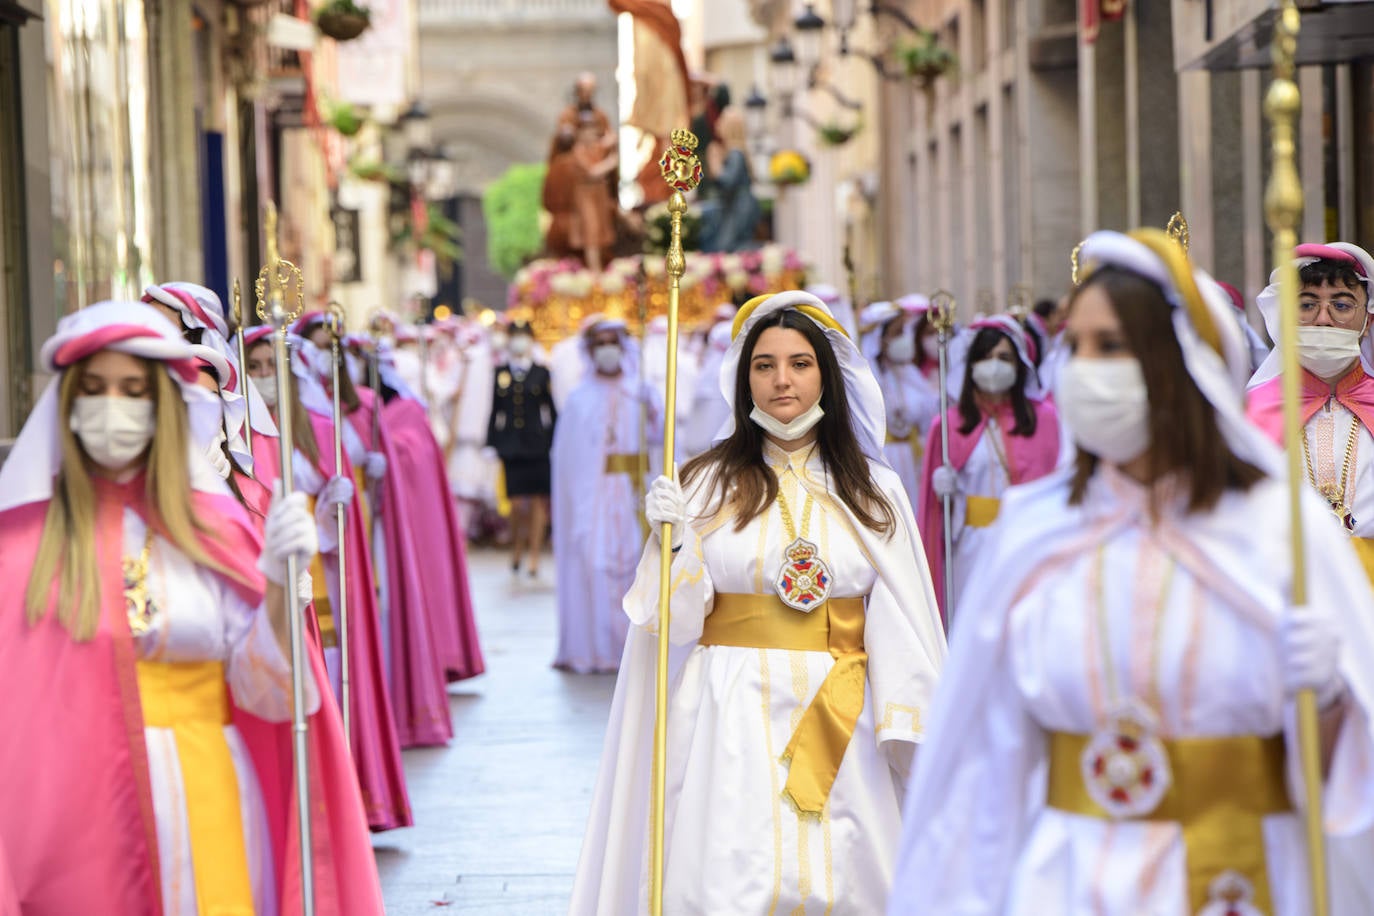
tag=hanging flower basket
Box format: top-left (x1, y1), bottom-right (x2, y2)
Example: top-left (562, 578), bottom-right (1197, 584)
top-left (897, 30), bottom-right (957, 88)
top-left (769, 150), bottom-right (811, 186)
top-left (817, 120), bottom-right (862, 148)
top-left (316, 1), bottom-right (371, 41)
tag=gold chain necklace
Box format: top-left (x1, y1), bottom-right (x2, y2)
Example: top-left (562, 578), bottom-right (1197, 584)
top-left (123, 527), bottom-right (157, 636)
top-left (772, 465), bottom-right (832, 613)
top-left (1300, 417), bottom-right (1359, 531)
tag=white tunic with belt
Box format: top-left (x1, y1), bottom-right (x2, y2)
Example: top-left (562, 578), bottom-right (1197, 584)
top-left (571, 440), bottom-right (946, 915)
top-left (127, 509), bottom-right (319, 916)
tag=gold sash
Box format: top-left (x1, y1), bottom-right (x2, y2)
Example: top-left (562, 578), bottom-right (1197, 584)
top-left (886, 429), bottom-right (924, 465)
top-left (1047, 730), bottom-right (1291, 913)
top-left (1350, 537), bottom-right (1374, 587)
top-left (605, 452), bottom-right (650, 536)
top-left (136, 660), bottom-right (256, 915)
top-left (700, 592), bottom-right (867, 814)
top-left (965, 495), bottom-right (1001, 528)
top-left (304, 495), bottom-right (336, 648)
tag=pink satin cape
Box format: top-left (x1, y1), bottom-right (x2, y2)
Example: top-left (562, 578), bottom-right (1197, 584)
top-left (375, 394), bottom-right (485, 683)
top-left (0, 476), bottom-right (382, 914)
top-left (1247, 366), bottom-right (1374, 446)
top-left (917, 398), bottom-right (1061, 622)
top-left (346, 389), bottom-right (451, 747)
top-left (302, 408), bottom-right (414, 830)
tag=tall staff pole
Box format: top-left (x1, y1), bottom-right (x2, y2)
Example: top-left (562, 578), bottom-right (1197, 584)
top-left (366, 312), bottom-right (386, 544)
top-left (254, 201), bottom-right (315, 915)
top-left (1265, 4), bottom-right (1328, 913)
top-left (930, 290), bottom-right (956, 623)
top-left (326, 303), bottom-right (352, 752)
top-left (232, 279), bottom-right (253, 457)
top-left (650, 128), bottom-right (702, 916)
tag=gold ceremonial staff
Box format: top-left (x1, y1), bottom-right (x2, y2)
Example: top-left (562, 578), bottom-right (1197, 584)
top-left (1166, 210), bottom-right (1191, 253)
top-left (325, 303), bottom-right (352, 752)
top-left (1265, 4), bottom-right (1328, 913)
top-left (232, 279), bottom-right (252, 457)
top-left (649, 128), bottom-right (702, 916)
top-left (255, 201), bottom-right (316, 916)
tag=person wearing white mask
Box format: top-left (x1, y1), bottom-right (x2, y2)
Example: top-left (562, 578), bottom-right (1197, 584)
top-left (550, 318), bottom-right (660, 673)
top-left (917, 315), bottom-right (1061, 621)
top-left (0, 302), bottom-right (402, 915)
top-left (1247, 242), bottom-right (1374, 584)
top-left (891, 228), bottom-right (1374, 916)
top-left (570, 291), bottom-right (946, 914)
top-left (860, 299), bottom-right (941, 509)
top-left (487, 319), bottom-right (557, 586)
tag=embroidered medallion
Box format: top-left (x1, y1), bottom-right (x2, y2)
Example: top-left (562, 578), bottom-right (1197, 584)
top-left (123, 529), bottom-right (156, 637)
top-left (774, 537), bottom-right (832, 612)
top-left (497, 369), bottom-right (512, 390)
top-left (1080, 699), bottom-right (1171, 819)
top-left (1197, 871), bottom-right (1262, 916)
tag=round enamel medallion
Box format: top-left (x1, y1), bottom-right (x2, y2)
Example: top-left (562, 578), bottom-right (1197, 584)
top-left (1079, 701), bottom-right (1171, 819)
top-left (1197, 871), bottom-right (1262, 916)
top-left (774, 538), bottom-right (832, 613)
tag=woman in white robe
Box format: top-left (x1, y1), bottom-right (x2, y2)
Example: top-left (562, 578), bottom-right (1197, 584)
top-left (570, 291), bottom-right (947, 914)
top-left (890, 230), bottom-right (1374, 915)
top-left (859, 300), bottom-right (941, 509)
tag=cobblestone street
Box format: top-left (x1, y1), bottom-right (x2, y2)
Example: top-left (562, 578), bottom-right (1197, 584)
top-left (375, 549), bottom-right (615, 914)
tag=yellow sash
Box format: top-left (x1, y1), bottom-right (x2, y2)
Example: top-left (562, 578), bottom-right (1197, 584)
top-left (885, 429), bottom-right (924, 465)
top-left (965, 495), bottom-right (1001, 528)
top-left (699, 592), bottom-right (867, 814)
top-left (136, 660), bottom-right (256, 916)
top-left (304, 495), bottom-right (336, 648)
top-left (605, 452), bottom-right (650, 537)
top-left (1047, 730), bottom-right (1291, 914)
top-left (1350, 537), bottom-right (1374, 587)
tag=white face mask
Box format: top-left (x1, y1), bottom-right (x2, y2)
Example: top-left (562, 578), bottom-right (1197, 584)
top-left (1296, 325), bottom-right (1365, 379)
top-left (750, 399), bottom-right (825, 442)
top-left (921, 335), bottom-right (940, 360)
top-left (1056, 357), bottom-right (1151, 465)
top-left (592, 343), bottom-right (622, 374)
top-left (490, 332), bottom-right (510, 352)
top-left (972, 358), bottom-right (1017, 394)
top-left (508, 335), bottom-right (533, 357)
top-left (885, 335), bottom-right (916, 364)
top-left (69, 396), bottom-right (156, 470)
top-left (251, 374), bottom-right (279, 408)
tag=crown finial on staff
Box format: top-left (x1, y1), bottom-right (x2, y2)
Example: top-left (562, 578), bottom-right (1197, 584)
top-left (1071, 241), bottom-right (1085, 286)
top-left (1167, 211), bottom-right (1191, 253)
top-left (255, 201), bottom-right (306, 325)
top-left (929, 289), bottom-right (957, 333)
top-left (658, 129), bottom-right (702, 284)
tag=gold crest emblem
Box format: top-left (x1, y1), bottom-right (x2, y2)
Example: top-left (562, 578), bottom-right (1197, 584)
top-left (497, 370), bottom-right (512, 390)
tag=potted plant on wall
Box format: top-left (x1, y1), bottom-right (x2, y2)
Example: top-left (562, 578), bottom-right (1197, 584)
top-left (897, 29), bottom-right (957, 88)
top-left (816, 118), bottom-right (863, 148)
top-left (768, 150), bottom-right (811, 187)
top-left (316, 0), bottom-right (371, 42)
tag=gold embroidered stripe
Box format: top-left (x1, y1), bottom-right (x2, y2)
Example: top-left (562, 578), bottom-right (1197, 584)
top-left (1350, 537), bottom-right (1374, 587)
top-left (1047, 730), bottom-right (1291, 914)
top-left (700, 593), bottom-right (867, 814)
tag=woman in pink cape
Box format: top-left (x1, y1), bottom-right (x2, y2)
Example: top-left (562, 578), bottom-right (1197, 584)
top-left (372, 338), bottom-right (485, 688)
top-left (244, 327), bottom-right (413, 830)
top-left (918, 314), bottom-right (1060, 622)
top-left (0, 302), bottom-right (383, 914)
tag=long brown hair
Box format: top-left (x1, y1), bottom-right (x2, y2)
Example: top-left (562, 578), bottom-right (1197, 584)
top-left (1066, 267), bottom-right (1265, 511)
top-left (26, 357), bottom-right (227, 641)
top-left (248, 339), bottom-right (322, 471)
top-left (680, 309), bottom-right (897, 536)
top-left (957, 326), bottom-right (1037, 436)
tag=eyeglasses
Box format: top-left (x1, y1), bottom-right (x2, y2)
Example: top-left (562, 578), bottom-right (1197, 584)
top-left (1298, 299), bottom-right (1366, 321)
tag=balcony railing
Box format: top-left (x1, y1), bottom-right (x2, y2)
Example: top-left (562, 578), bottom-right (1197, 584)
top-left (418, 0), bottom-right (613, 26)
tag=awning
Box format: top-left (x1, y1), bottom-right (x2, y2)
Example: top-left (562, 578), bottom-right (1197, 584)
top-left (0, 0), bottom-right (40, 25)
top-left (1174, 0), bottom-right (1374, 71)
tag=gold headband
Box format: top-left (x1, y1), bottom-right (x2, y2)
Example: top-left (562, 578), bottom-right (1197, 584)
top-left (1124, 229), bottom-right (1223, 356)
top-left (731, 294), bottom-right (850, 341)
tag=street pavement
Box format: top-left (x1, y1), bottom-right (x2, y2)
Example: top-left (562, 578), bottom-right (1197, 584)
top-left (374, 547), bottom-right (616, 914)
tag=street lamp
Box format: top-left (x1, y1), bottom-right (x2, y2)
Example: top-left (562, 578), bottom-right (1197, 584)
top-left (792, 3), bottom-right (826, 72)
top-left (744, 85), bottom-right (768, 137)
top-left (769, 35), bottom-right (799, 100)
top-left (398, 100), bottom-right (431, 151)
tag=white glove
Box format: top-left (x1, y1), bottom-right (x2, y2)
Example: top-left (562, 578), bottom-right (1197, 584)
top-left (259, 486), bottom-right (319, 587)
top-left (481, 445), bottom-right (500, 462)
top-left (364, 451), bottom-right (388, 481)
top-left (1279, 603), bottom-right (1345, 708)
top-left (205, 432), bottom-right (232, 480)
top-left (645, 475), bottom-right (687, 549)
top-left (314, 475), bottom-right (355, 554)
top-left (932, 465), bottom-right (959, 498)
top-left (296, 567), bottom-right (315, 606)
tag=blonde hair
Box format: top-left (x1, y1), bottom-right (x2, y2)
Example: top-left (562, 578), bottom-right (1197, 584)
top-left (25, 357), bottom-right (227, 641)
